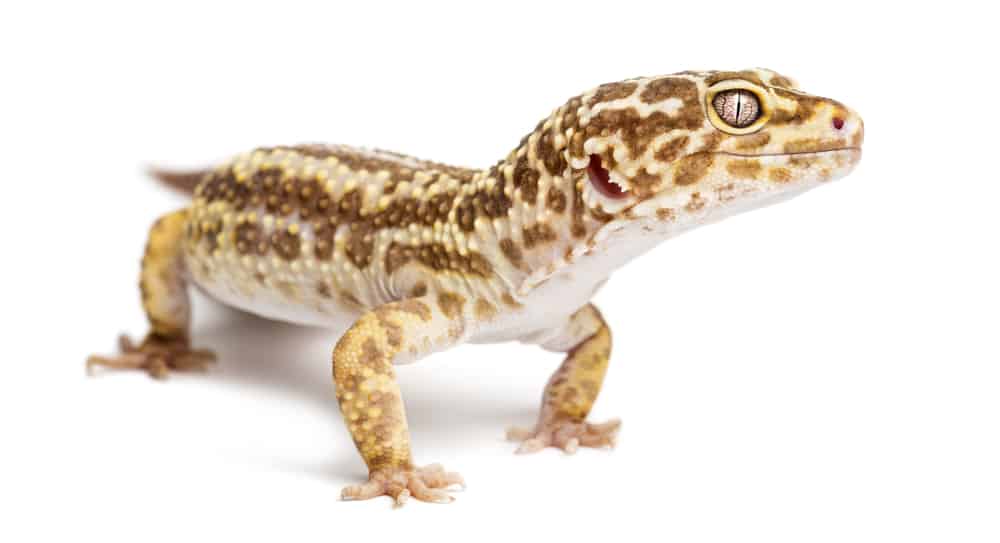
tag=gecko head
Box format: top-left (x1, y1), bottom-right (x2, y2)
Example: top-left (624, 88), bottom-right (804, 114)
top-left (564, 68), bottom-right (864, 231)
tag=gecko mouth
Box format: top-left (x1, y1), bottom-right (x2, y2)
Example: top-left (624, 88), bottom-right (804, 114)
top-left (713, 147), bottom-right (863, 173)
top-left (591, 147), bottom-right (862, 218)
top-left (714, 147), bottom-right (862, 159)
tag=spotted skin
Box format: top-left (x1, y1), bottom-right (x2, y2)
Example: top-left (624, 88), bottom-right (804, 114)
top-left (88, 68), bottom-right (864, 505)
top-left (87, 210), bottom-right (216, 379)
top-left (507, 304), bottom-right (618, 453)
top-left (332, 297), bottom-right (466, 503)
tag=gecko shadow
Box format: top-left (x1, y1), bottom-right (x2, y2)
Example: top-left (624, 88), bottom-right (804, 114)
top-left (191, 302), bottom-right (542, 479)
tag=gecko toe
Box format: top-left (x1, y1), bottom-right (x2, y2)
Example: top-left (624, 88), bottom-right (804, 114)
top-left (341, 463), bottom-right (464, 506)
top-left (508, 417), bottom-right (621, 455)
top-left (87, 333), bottom-right (216, 379)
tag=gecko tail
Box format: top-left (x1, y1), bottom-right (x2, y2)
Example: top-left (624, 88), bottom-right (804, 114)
top-left (147, 167), bottom-right (210, 195)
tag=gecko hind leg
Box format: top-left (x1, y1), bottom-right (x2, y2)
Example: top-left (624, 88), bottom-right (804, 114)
top-left (86, 209), bottom-right (216, 380)
top-left (507, 304), bottom-right (621, 454)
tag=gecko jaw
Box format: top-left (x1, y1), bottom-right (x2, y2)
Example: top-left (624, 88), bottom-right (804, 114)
top-left (714, 147), bottom-right (862, 159)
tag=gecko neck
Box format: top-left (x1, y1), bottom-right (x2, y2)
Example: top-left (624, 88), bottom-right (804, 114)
top-left (469, 121), bottom-right (640, 298)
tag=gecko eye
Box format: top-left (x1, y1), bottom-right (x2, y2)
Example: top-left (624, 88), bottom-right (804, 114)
top-left (712, 89), bottom-right (761, 128)
top-left (587, 154), bottom-right (627, 199)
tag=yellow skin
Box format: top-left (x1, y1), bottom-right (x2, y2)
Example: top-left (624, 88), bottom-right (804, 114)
top-left (88, 68), bottom-right (864, 505)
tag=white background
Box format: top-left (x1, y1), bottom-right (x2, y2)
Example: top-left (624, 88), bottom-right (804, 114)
top-left (2, 1), bottom-right (997, 541)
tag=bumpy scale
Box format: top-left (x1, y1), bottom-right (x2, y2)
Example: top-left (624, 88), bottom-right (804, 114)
top-left (89, 68), bottom-right (864, 505)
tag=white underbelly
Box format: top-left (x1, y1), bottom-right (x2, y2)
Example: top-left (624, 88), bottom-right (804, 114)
top-left (189, 272), bottom-right (363, 331)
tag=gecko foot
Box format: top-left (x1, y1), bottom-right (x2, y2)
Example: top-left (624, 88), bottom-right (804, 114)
top-left (506, 417), bottom-right (621, 454)
top-left (341, 463), bottom-right (465, 507)
top-left (86, 334), bottom-right (217, 380)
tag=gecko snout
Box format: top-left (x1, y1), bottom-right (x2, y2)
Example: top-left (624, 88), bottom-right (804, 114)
top-left (832, 108), bottom-right (864, 150)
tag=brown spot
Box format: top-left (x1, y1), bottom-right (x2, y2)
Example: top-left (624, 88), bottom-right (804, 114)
top-left (769, 168), bottom-right (793, 183)
top-left (499, 238), bottom-right (523, 266)
top-left (685, 192), bottom-right (706, 212)
top-left (338, 189), bottom-right (364, 221)
top-left (587, 81), bottom-right (638, 106)
top-left (313, 223), bottom-right (335, 260)
top-left (317, 281), bottom-right (333, 298)
top-left (512, 157), bottom-right (540, 204)
top-left (535, 126), bottom-right (567, 176)
top-left (639, 77), bottom-right (699, 108)
top-left (789, 155), bottom-right (818, 168)
top-left (345, 222), bottom-right (375, 268)
top-left (726, 159), bottom-right (762, 179)
top-left (371, 306), bottom-right (405, 349)
top-left (546, 186), bottom-right (567, 213)
top-left (699, 131), bottom-right (725, 153)
top-left (410, 282), bottom-right (427, 298)
top-left (474, 298), bottom-right (497, 321)
top-left (271, 228), bottom-right (301, 261)
top-left (656, 208), bottom-right (676, 221)
top-left (784, 138), bottom-right (848, 154)
top-left (437, 292), bottom-right (465, 319)
top-left (467, 253), bottom-right (493, 277)
top-left (235, 221), bottom-right (268, 256)
top-left (384, 242), bottom-right (493, 278)
top-left (455, 164), bottom-right (512, 232)
top-left (570, 179), bottom-right (588, 239)
top-left (384, 242), bottom-right (410, 275)
top-left (381, 318), bottom-right (403, 349)
top-left (359, 337), bottom-right (383, 367)
top-left (395, 299), bottom-right (432, 321)
top-left (770, 89), bottom-right (822, 125)
top-left (630, 169), bottom-right (661, 191)
top-left (572, 107), bottom-right (703, 162)
top-left (734, 132), bottom-right (771, 150)
top-left (294, 178), bottom-right (323, 221)
top-left (455, 199), bottom-right (477, 232)
top-left (673, 153), bottom-right (714, 186)
top-left (522, 223), bottom-right (557, 249)
top-left (561, 96), bottom-right (583, 128)
top-left (501, 293), bottom-right (522, 308)
top-left (588, 204), bottom-right (615, 223)
top-left (654, 135), bottom-right (690, 163)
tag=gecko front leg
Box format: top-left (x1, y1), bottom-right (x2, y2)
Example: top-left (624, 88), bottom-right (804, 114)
top-left (334, 296), bottom-right (466, 506)
top-left (87, 209), bottom-right (216, 379)
top-left (507, 304), bottom-right (620, 454)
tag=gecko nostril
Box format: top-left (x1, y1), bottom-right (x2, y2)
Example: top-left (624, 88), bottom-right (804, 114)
top-left (832, 117), bottom-right (845, 130)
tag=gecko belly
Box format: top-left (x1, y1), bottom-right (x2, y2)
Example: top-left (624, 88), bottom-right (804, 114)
top-left (182, 238), bottom-right (368, 331)
top-left (189, 272), bottom-right (362, 330)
